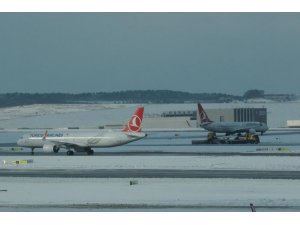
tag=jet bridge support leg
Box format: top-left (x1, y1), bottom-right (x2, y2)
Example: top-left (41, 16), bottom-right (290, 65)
top-left (31, 148), bottom-right (34, 155)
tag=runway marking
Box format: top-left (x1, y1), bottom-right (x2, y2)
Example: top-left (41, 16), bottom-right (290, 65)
top-left (0, 151), bottom-right (300, 156)
top-left (1, 169), bottom-right (300, 179)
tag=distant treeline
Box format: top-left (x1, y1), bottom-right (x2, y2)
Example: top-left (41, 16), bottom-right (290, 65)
top-left (0, 90), bottom-right (240, 107)
top-left (0, 90), bottom-right (296, 107)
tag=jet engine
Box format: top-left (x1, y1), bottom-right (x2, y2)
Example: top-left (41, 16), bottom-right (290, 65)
top-left (43, 144), bottom-right (60, 153)
top-left (248, 128), bottom-right (256, 134)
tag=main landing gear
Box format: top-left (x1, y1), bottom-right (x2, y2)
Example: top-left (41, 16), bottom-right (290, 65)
top-left (53, 146), bottom-right (60, 153)
top-left (67, 150), bottom-right (74, 156)
top-left (86, 149), bottom-right (94, 155)
top-left (65, 148), bottom-right (94, 156)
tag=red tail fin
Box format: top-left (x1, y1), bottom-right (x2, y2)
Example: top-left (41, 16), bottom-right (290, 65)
top-left (197, 103), bottom-right (212, 123)
top-left (42, 130), bottom-right (48, 141)
top-left (123, 107), bottom-right (144, 132)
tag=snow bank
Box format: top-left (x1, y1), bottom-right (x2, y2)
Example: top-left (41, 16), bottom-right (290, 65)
top-left (0, 104), bottom-right (131, 121)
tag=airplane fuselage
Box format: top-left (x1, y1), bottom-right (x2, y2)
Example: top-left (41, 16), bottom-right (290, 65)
top-left (17, 130), bottom-right (146, 150)
top-left (200, 121), bottom-right (269, 134)
top-left (17, 106), bottom-right (146, 155)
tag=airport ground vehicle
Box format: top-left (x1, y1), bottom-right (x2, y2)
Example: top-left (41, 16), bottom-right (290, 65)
top-left (192, 132), bottom-right (260, 145)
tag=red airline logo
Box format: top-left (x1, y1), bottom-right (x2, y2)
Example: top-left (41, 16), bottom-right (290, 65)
top-left (122, 107), bottom-right (144, 132)
top-left (127, 115), bottom-right (142, 132)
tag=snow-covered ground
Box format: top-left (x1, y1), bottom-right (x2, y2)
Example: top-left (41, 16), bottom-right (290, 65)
top-left (1, 177), bottom-right (300, 210)
top-left (0, 103), bottom-right (135, 128)
top-left (0, 104), bottom-right (130, 121)
top-left (1, 153), bottom-right (300, 210)
top-left (1, 155), bottom-right (300, 171)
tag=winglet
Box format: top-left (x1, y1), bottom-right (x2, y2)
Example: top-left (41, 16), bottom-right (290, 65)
top-left (197, 103), bottom-right (213, 123)
top-left (123, 107), bottom-right (144, 132)
top-left (42, 130), bottom-right (48, 141)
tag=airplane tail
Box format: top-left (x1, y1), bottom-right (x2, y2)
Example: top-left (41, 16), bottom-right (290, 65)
top-left (42, 130), bottom-right (48, 141)
top-left (197, 103), bottom-right (213, 123)
top-left (122, 107), bottom-right (144, 132)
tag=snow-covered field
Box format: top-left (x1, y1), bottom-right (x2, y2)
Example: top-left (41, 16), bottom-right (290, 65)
top-left (0, 104), bottom-right (130, 121)
top-left (1, 153), bottom-right (300, 211)
top-left (1, 177), bottom-right (300, 210)
top-left (0, 103), bottom-right (135, 128)
top-left (1, 155), bottom-right (300, 171)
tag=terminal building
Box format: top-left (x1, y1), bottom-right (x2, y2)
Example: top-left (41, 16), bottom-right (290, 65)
top-left (202, 108), bottom-right (267, 124)
top-left (160, 107), bottom-right (267, 123)
top-left (141, 107), bottom-right (267, 129)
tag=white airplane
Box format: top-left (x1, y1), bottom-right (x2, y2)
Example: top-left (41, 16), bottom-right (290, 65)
top-left (197, 103), bottom-right (269, 135)
top-left (17, 107), bottom-right (146, 155)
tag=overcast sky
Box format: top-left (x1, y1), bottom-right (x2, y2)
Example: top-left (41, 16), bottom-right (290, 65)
top-left (0, 13), bottom-right (300, 95)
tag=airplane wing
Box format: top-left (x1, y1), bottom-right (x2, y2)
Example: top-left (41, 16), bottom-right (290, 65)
top-left (44, 139), bottom-right (87, 148)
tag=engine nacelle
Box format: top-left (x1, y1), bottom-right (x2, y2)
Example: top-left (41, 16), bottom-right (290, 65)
top-left (43, 144), bottom-right (60, 153)
top-left (248, 128), bottom-right (256, 134)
